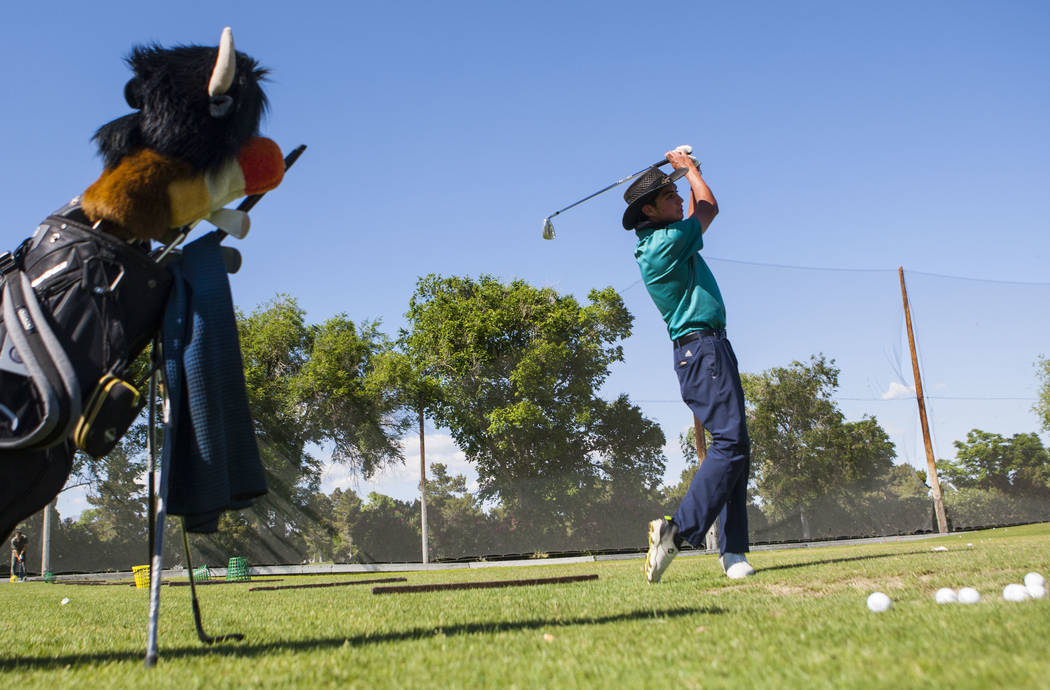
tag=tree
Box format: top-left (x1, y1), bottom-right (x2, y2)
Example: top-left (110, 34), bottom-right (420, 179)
top-left (351, 493), bottom-right (419, 562)
top-left (327, 488), bottom-right (364, 562)
top-left (77, 428), bottom-right (148, 544)
top-left (58, 425), bottom-right (152, 571)
top-left (667, 424), bottom-right (712, 506)
top-left (589, 395), bottom-right (667, 494)
top-left (940, 429), bottom-right (1050, 497)
top-left (401, 275), bottom-right (663, 550)
top-left (886, 465), bottom-right (930, 500)
top-left (424, 462), bottom-right (493, 559)
top-left (229, 295), bottom-right (413, 562)
top-left (1036, 356), bottom-right (1050, 434)
top-left (240, 296), bottom-right (412, 486)
top-left (742, 354), bottom-right (896, 539)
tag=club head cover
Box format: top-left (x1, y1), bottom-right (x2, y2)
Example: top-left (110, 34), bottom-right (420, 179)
top-left (208, 208), bottom-right (250, 239)
top-left (221, 246), bottom-right (243, 274)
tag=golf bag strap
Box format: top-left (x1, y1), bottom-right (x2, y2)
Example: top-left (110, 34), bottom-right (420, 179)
top-left (0, 271), bottom-right (81, 450)
top-left (0, 251), bottom-right (16, 278)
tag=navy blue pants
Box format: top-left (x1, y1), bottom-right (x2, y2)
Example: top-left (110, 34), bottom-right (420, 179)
top-left (672, 331), bottom-right (751, 554)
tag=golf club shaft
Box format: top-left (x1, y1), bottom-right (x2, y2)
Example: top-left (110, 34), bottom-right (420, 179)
top-left (547, 155), bottom-right (670, 222)
top-left (182, 527), bottom-right (244, 644)
top-left (223, 143), bottom-right (307, 226)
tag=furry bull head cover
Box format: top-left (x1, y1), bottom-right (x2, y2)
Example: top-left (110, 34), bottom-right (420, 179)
top-left (82, 27), bottom-right (284, 242)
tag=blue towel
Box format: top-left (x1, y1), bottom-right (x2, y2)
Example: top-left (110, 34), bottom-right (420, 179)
top-left (162, 231), bottom-right (267, 533)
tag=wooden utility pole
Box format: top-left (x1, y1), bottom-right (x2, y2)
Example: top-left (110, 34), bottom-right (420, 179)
top-left (898, 267), bottom-right (949, 534)
top-left (694, 416), bottom-right (719, 551)
top-left (418, 394), bottom-right (429, 564)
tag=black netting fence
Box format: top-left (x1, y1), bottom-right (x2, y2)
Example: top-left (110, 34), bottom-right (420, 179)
top-left (7, 264), bottom-right (1050, 576)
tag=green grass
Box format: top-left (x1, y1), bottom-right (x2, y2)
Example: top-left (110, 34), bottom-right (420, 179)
top-left (2, 524), bottom-right (1049, 688)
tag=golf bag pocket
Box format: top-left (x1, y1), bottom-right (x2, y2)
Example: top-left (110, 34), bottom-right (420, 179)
top-left (0, 203), bottom-right (171, 453)
top-left (0, 272), bottom-right (81, 449)
top-left (73, 374), bottom-right (143, 457)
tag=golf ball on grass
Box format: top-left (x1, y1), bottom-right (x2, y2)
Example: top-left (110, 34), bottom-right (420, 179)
top-left (957, 587), bottom-right (981, 604)
top-left (867, 592), bottom-right (892, 612)
top-left (934, 588), bottom-right (957, 604)
top-left (1024, 572), bottom-right (1045, 590)
top-left (1003, 584), bottom-right (1031, 602)
top-left (1026, 584), bottom-right (1047, 599)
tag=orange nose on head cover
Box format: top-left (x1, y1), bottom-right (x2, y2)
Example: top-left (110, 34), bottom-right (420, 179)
top-left (237, 137), bottom-right (285, 195)
top-left (169, 136), bottom-right (285, 229)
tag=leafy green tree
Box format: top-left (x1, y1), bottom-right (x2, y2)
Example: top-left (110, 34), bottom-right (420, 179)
top-left (327, 488), bottom-right (364, 562)
top-left (240, 296), bottom-right (411, 487)
top-left (55, 425), bottom-right (151, 570)
top-left (1036, 356), bottom-right (1050, 434)
top-left (886, 464), bottom-right (930, 500)
top-left (666, 424), bottom-right (712, 506)
top-left (401, 275), bottom-right (662, 550)
top-left (424, 462), bottom-right (493, 559)
top-left (351, 493), bottom-right (419, 563)
top-left (590, 395), bottom-right (667, 492)
top-left (297, 491), bottom-right (335, 563)
top-left (742, 355), bottom-right (896, 539)
top-left (227, 296), bottom-right (413, 562)
top-left (78, 426), bottom-right (147, 536)
top-left (940, 429), bottom-right (1050, 497)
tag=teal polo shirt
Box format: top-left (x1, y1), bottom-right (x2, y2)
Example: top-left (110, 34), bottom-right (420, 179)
top-left (634, 217), bottom-right (726, 341)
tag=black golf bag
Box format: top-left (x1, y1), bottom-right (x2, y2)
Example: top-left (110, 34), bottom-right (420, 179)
top-left (0, 201), bottom-right (172, 541)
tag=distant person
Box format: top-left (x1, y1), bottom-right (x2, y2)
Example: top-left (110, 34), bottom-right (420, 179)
top-left (10, 529), bottom-right (28, 581)
top-left (623, 148), bottom-right (755, 583)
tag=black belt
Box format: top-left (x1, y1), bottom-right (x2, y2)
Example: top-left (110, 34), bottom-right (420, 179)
top-left (672, 329), bottom-right (723, 348)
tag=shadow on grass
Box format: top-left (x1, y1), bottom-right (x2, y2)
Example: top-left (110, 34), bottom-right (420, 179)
top-left (756, 549), bottom-right (932, 573)
top-left (0, 605), bottom-right (722, 670)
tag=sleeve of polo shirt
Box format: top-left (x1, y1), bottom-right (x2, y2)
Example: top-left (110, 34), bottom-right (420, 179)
top-left (673, 217), bottom-right (704, 257)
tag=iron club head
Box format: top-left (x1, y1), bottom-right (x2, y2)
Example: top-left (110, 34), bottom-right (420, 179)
top-left (542, 217), bottom-right (556, 240)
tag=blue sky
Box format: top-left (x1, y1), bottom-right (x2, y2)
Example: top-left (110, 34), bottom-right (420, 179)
top-left (3, 1), bottom-right (1048, 518)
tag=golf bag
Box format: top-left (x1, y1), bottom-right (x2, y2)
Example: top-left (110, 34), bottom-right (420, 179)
top-left (0, 201), bottom-right (172, 540)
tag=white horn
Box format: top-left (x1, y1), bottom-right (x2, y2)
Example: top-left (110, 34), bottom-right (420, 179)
top-left (208, 27), bottom-right (236, 97)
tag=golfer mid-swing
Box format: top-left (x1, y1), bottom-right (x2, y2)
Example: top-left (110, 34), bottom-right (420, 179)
top-left (624, 148), bottom-right (755, 582)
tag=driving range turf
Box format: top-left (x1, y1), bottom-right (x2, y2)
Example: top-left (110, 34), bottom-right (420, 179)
top-left (1, 523), bottom-right (1048, 688)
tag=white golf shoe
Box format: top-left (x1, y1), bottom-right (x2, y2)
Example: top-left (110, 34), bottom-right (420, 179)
top-left (644, 517), bottom-right (679, 584)
top-left (720, 552), bottom-right (755, 579)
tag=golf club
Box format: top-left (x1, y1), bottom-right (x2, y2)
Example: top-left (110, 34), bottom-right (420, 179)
top-left (542, 145), bottom-right (697, 240)
top-left (182, 527), bottom-right (244, 645)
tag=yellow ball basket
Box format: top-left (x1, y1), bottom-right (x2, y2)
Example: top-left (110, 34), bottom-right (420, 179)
top-left (132, 565), bottom-right (151, 589)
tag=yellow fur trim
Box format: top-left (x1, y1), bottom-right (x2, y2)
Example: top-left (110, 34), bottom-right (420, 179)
top-left (204, 158), bottom-right (247, 213)
top-left (167, 175), bottom-right (213, 228)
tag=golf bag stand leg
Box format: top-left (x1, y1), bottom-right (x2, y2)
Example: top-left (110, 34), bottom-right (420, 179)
top-left (145, 366), bottom-right (169, 668)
